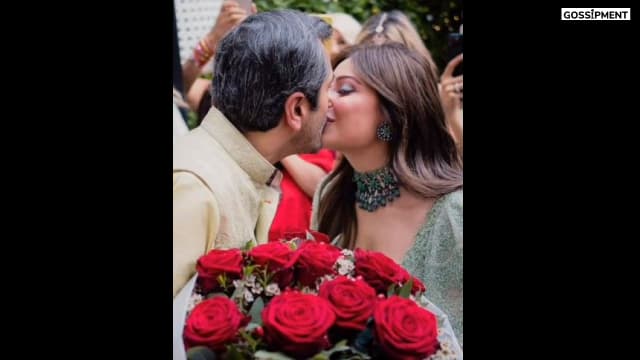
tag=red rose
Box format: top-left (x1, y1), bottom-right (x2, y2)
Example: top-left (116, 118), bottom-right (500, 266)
top-left (373, 296), bottom-right (440, 359)
top-left (355, 249), bottom-right (411, 294)
top-left (262, 291), bottom-right (336, 359)
top-left (410, 276), bottom-right (426, 294)
top-left (196, 249), bottom-right (244, 293)
top-left (318, 276), bottom-right (377, 331)
top-left (354, 249), bottom-right (426, 295)
top-left (249, 242), bottom-right (300, 287)
top-left (183, 296), bottom-right (250, 352)
top-left (296, 241), bottom-right (342, 287)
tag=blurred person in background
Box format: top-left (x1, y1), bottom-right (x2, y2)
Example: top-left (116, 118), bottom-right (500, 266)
top-left (324, 13), bottom-right (361, 61)
top-left (183, 1), bottom-right (257, 115)
top-left (356, 11), bottom-right (437, 78)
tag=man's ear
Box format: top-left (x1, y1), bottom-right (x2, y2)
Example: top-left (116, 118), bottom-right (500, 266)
top-left (283, 92), bottom-right (307, 132)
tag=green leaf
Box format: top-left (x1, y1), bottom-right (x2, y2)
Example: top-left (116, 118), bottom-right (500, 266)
top-left (332, 339), bottom-right (349, 349)
top-left (244, 265), bottom-right (257, 277)
top-left (399, 278), bottom-right (413, 299)
top-left (231, 285), bottom-right (244, 301)
top-left (226, 345), bottom-right (244, 360)
top-left (186, 110), bottom-right (199, 130)
top-left (347, 353), bottom-right (372, 359)
top-left (217, 273), bottom-right (227, 288)
top-left (240, 330), bottom-right (258, 350)
top-left (311, 339), bottom-right (351, 359)
top-left (186, 346), bottom-right (217, 360)
top-left (353, 324), bottom-right (374, 354)
top-left (313, 338), bottom-right (372, 360)
top-left (254, 350), bottom-right (295, 360)
top-left (249, 296), bottom-right (265, 326)
top-left (243, 239), bottom-right (257, 252)
top-left (387, 283), bottom-right (396, 297)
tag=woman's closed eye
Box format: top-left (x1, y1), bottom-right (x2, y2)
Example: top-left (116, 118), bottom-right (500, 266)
top-left (337, 84), bottom-right (355, 96)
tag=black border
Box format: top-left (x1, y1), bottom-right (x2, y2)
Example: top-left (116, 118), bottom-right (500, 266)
top-left (10, 0), bottom-right (635, 356)
top-left (10, 1), bottom-right (171, 356)
top-left (466, 1), bottom-right (635, 356)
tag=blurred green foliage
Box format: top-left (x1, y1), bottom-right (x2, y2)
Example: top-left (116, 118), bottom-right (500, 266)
top-left (254, 0), bottom-right (462, 70)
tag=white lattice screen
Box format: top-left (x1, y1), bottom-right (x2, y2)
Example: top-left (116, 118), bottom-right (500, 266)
top-left (175, 0), bottom-right (223, 65)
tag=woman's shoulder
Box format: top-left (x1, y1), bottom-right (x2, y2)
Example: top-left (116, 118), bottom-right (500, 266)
top-left (415, 188), bottom-right (463, 245)
top-left (442, 188), bottom-right (462, 203)
top-left (427, 188), bottom-right (463, 244)
top-left (436, 188), bottom-right (462, 217)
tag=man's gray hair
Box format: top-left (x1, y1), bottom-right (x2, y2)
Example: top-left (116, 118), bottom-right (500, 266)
top-left (212, 10), bottom-right (331, 132)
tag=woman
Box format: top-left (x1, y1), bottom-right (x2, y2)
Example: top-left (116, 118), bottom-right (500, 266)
top-left (312, 43), bottom-right (463, 344)
top-left (356, 10), bottom-right (463, 154)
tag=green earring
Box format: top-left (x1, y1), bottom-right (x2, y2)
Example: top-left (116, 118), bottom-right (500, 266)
top-left (376, 121), bottom-right (392, 142)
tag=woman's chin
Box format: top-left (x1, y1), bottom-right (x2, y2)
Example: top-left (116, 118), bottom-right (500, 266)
top-left (321, 132), bottom-right (335, 149)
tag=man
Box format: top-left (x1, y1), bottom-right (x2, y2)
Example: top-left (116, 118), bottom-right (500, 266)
top-left (173, 10), bottom-right (333, 297)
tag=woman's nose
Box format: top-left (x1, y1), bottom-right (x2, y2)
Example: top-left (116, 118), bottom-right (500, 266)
top-left (328, 88), bottom-right (337, 102)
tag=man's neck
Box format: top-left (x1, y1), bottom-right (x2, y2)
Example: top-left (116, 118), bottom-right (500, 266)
top-left (244, 131), bottom-right (290, 165)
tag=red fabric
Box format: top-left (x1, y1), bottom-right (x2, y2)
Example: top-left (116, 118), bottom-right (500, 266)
top-left (269, 149), bottom-right (336, 243)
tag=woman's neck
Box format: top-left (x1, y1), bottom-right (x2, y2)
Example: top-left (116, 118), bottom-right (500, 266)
top-left (342, 144), bottom-right (389, 173)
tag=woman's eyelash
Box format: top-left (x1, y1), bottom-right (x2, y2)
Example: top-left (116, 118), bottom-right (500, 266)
top-left (337, 86), bottom-right (354, 95)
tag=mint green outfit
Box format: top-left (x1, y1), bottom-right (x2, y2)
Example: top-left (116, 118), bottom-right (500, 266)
top-left (312, 185), bottom-right (463, 345)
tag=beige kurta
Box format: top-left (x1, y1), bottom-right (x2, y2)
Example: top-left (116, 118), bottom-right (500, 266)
top-left (173, 107), bottom-right (281, 297)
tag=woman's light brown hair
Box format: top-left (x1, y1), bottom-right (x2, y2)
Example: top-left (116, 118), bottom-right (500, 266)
top-left (317, 43), bottom-right (462, 249)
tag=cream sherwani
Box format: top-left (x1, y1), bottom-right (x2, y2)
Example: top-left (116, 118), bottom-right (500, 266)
top-left (173, 107), bottom-right (281, 297)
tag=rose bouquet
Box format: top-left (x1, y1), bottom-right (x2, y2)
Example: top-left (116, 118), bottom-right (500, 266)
top-left (173, 231), bottom-right (462, 359)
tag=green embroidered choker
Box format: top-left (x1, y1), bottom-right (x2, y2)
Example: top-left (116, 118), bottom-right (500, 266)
top-left (353, 166), bottom-right (401, 212)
